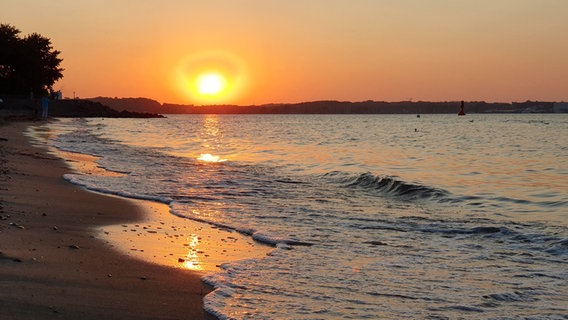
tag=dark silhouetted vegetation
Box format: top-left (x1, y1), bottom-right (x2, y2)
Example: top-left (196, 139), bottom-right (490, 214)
top-left (0, 23), bottom-right (63, 97)
top-left (88, 97), bottom-right (560, 115)
top-left (49, 100), bottom-right (164, 118)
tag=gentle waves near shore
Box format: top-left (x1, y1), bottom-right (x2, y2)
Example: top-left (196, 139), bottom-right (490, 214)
top-left (37, 114), bottom-right (567, 319)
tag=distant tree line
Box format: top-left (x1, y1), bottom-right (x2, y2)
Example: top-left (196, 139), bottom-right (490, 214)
top-left (0, 23), bottom-right (63, 98)
top-left (89, 97), bottom-right (559, 114)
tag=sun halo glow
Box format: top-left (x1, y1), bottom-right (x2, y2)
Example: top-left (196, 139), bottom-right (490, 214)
top-left (176, 51), bottom-right (247, 105)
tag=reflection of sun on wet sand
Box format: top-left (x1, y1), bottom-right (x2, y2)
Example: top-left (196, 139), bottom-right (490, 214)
top-left (98, 201), bottom-right (270, 273)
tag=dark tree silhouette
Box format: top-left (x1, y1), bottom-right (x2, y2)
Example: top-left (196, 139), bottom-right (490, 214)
top-left (0, 23), bottom-right (63, 97)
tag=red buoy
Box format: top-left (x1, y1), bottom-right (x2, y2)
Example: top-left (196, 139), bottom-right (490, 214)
top-left (458, 101), bottom-right (466, 116)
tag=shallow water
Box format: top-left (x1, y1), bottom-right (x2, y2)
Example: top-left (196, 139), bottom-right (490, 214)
top-left (43, 114), bottom-right (567, 319)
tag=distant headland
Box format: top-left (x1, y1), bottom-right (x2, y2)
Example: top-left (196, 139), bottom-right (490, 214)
top-left (88, 97), bottom-right (568, 115)
top-left (0, 97), bottom-right (164, 120)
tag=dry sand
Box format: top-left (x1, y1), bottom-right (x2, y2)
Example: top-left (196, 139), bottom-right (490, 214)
top-left (0, 120), bottom-right (224, 319)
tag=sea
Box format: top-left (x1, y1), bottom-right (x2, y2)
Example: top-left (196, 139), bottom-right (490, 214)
top-left (38, 114), bottom-right (567, 319)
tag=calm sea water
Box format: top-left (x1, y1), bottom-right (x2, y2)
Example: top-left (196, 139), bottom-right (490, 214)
top-left (45, 114), bottom-right (566, 319)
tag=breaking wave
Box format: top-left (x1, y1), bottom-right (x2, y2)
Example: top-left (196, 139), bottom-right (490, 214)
top-left (323, 171), bottom-right (451, 201)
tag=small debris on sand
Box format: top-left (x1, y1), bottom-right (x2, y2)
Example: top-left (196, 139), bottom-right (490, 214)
top-left (9, 222), bottom-right (24, 229)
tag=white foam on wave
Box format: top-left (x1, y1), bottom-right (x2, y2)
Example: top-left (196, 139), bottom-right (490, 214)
top-left (169, 205), bottom-right (303, 248)
top-left (202, 258), bottom-right (277, 320)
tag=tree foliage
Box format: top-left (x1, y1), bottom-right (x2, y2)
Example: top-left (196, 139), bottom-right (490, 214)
top-left (0, 23), bottom-right (64, 97)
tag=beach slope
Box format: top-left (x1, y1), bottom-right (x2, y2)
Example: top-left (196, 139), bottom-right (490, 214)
top-left (0, 121), bottom-right (211, 320)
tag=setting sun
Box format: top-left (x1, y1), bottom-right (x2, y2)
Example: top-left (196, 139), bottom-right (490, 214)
top-left (196, 73), bottom-right (226, 96)
top-left (175, 51), bottom-right (248, 105)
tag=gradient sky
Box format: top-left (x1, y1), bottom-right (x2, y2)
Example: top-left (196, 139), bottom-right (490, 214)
top-left (3, 0), bottom-right (567, 105)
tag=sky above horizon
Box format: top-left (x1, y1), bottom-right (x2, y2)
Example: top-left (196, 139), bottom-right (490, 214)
top-left (3, 0), bottom-right (568, 105)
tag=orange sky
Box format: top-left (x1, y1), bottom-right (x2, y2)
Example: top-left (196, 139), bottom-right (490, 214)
top-left (3, 0), bottom-right (568, 105)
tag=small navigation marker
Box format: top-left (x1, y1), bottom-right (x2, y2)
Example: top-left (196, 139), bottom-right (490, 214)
top-left (458, 101), bottom-right (466, 116)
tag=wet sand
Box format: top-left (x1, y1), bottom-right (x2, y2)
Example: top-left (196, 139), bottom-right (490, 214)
top-left (0, 121), bottom-right (264, 319)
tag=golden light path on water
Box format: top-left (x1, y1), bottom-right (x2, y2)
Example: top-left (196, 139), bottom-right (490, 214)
top-left (197, 153), bottom-right (227, 163)
top-left (175, 51), bottom-right (248, 105)
top-left (196, 115), bottom-right (229, 163)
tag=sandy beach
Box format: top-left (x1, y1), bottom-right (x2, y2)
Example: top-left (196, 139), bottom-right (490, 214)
top-left (0, 120), bottom-right (217, 320)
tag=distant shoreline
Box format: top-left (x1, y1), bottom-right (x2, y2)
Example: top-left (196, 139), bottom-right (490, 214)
top-left (89, 97), bottom-right (568, 115)
top-left (2, 96), bottom-right (567, 119)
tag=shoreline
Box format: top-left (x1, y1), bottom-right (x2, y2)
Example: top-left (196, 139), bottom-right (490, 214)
top-left (40, 137), bottom-right (271, 274)
top-left (0, 120), bottom-right (219, 319)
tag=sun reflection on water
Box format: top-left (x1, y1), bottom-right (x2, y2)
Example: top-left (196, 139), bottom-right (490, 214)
top-left (197, 115), bottom-right (229, 163)
top-left (197, 153), bottom-right (227, 163)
